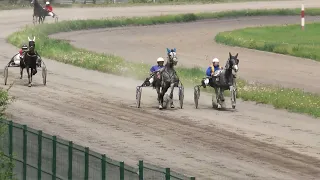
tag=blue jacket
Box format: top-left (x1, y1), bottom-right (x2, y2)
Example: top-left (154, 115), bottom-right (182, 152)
top-left (150, 65), bottom-right (163, 73)
top-left (206, 65), bottom-right (222, 76)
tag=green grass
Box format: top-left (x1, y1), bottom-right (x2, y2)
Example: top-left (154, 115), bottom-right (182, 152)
top-left (7, 9), bottom-right (320, 118)
top-left (215, 23), bottom-right (320, 61)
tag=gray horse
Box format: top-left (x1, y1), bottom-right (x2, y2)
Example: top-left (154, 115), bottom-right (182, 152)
top-left (154, 48), bottom-right (179, 110)
top-left (203, 52), bottom-right (239, 109)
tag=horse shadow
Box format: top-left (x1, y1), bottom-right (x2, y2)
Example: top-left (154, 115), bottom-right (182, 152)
top-left (203, 101), bottom-right (237, 112)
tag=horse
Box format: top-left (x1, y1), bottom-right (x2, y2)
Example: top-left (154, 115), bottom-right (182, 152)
top-left (209, 52), bottom-right (239, 109)
top-left (154, 48), bottom-right (179, 110)
top-left (31, 0), bottom-right (47, 24)
top-left (20, 36), bottom-right (39, 87)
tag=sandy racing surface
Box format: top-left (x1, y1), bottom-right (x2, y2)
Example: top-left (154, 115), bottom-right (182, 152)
top-left (1, 0), bottom-right (320, 179)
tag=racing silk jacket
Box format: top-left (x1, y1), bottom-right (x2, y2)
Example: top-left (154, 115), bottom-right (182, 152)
top-left (206, 65), bottom-right (222, 76)
top-left (150, 65), bottom-right (164, 73)
top-left (45, 5), bottom-right (53, 12)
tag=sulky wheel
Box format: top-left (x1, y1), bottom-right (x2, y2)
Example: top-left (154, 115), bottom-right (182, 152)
top-left (179, 86), bottom-right (184, 109)
top-left (194, 86), bottom-right (200, 109)
top-left (4, 65), bottom-right (8, 85)
top-left (136, 86), bottom-right (142, 108)
top-left (42, 64), bottom-right (47, 85)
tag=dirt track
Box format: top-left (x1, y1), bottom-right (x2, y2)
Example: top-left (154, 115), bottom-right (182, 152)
top-left (1, 1), bottom-right (320, 179)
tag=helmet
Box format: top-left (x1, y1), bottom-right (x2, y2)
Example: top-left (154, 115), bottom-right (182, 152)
top-left (22, 45), bottom-right (28, 50)
top-left (46, 1), bottom-right (50, 5)
top-left (157, 57), bottom-right (164, 62)
top-left (212, 58), bottom-right (219, 63)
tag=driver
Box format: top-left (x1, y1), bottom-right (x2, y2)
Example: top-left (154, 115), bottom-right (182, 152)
top-left (12, 44), bottom-right (29, 65)
top-left (202, 58), bottom-right (223, 88)
top-left (19, 44), bottom-right (28, 60)
top-left (144, 57), bottom-right (165, 87)
top-left (44, 1), bottom-right (55, 18)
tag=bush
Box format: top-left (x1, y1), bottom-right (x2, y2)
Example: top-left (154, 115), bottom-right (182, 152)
top-left (0, 87), bottom-right (15, 179)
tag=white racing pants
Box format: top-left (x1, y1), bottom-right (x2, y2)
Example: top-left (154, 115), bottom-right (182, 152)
top-left (14, 54), bottom-right (21, 65)
top-left (149, 77), bottom-right (154, 84)
top-left (204, 78), bottom-right (210, 85)
top-left (48, 12), bottom-right (54, 17)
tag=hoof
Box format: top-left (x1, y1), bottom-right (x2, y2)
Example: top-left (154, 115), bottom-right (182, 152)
top-left (159, 105), bottom-right (163, 109)
top-left (217, 104), bottom-right (222, 109)
top-left (232, 104), bottom-right (236, 109)
top-left (170, 104), bottom-right (175, 108)
top-left (28, 84), bottom-right (32, 87)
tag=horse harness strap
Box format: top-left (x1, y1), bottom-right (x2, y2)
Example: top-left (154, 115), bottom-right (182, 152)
top-left (26, 53), bottom-right (37, 57)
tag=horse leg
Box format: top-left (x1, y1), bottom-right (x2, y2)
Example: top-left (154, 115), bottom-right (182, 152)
top-left (220, 88), bottom-right (226, 108)
top-left (215, 87), bottom-right (222, 109)
top-left (26, 67), bottom-right (31, 87)
top-left (156, 86), bottom-right (161, 104)
top-left (168, 82), bottom-right (175, 108)
top-left (20, 67), bottom-right (23, 79)
top-left (159, 84), bottom-right (170, 110)
top-left (31, 68), bottom-right (34, 85)
top-left (33, 15), bottom-right (35, 24)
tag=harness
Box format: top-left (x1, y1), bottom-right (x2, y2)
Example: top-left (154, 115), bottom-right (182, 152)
top-left (22, 51), bottom-right (38, 64)
top-left (160, 61), bottom-right (178, 87)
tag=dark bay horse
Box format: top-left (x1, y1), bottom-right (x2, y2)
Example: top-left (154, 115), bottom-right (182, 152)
top-left (154, 48), bottom-right (179, 109)
top-left (209, 52), bottom-right (240, 109)
top-left (31, 0), bottom-right (47, 24)
top-left (20, 36), bottom-right (39, 87)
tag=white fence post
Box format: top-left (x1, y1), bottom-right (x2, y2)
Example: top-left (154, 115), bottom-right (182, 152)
top-left (301, 4), bottom-right (305, 30)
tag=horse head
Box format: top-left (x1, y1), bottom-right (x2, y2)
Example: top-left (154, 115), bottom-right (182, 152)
top-left (225, 52), bottom-right (239, 74)
top-left (30, 0), bottom-right (39, 5)
top-left (166, 48), bottom-right (178, 67)
top-left (31, 0), bottom-right (44, 12)
top-left (28, 36), bottom-right (36, 53)
top-left (30, 0), bottom-right (36, 5)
